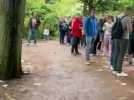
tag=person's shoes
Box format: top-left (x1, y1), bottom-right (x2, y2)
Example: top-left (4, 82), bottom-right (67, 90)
top-left (76, 52), bottom-right (81, 55)
top-left (110, 66), bottom-right (113, 71)
top-left (116, 72), bottom-right (128, 77)
top-left (86, 62), bottom-right (90, 65)
top-left (129, 58), bottom-right (134, 65)
top-left (112, 71), bottom-right (117, 75)
top-left (27, 43), bottom-right (30, 46)
top-left (71, 52), bottom-right (76, 56)
top-left (129, 60), bottom-right (132, 65)
top-left (93, 54), bottom-right (97, 57)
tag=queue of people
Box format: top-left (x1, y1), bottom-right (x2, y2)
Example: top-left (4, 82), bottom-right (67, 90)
top-left (59, 7), bottom-right (134, 77)
top-left (27, 7), bottom-right (134, 77)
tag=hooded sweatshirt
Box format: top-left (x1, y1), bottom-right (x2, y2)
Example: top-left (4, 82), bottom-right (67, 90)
top-left (83, 16), bottom-right (97, 37)
top-left (71, 16), bottom-right (82, 38)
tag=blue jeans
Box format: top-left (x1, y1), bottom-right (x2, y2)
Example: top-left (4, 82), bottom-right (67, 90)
top-left (85, 37), bottom-right (93, 61)
top-left (28, 28), bottom-right (37, 44)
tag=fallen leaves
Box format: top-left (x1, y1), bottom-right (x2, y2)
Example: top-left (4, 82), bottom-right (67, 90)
top-left (2, 84), bottom-right (8, 88)
top-left (118, 96), bottom-right (128, 100)
top-left (33, 82), bottom-right (42, 86)
top-left (4, 93), bottom-right (16, 100)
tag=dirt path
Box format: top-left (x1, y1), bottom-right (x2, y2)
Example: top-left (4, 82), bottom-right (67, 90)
top-left (0, 40), bottom-right (134, 100)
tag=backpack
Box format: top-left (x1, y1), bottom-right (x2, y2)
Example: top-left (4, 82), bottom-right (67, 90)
top-left (111, 16), bottom-right (125, 39)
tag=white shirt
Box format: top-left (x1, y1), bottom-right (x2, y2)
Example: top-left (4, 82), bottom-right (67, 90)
top-left (103, 22), bottom-right (113, 35)
top-left (43, 29), bottom-right (49, 36)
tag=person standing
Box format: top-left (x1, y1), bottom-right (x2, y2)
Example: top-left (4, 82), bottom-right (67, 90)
top-left (28, 12), bottom-right (38, 45)
top-left (97, 18), bottom-right (105, 52)
top-left (43, 27), bottom-right (50, 41)
top-left (71, 16), bottom-right (82, 56)
top-left (129, 17), bottom-right (134, 65)
top-left (112, 7), bottom-right (132, 76)
top-left (102, 16), bottom-right (114, 62)
top-left (59, 18), bottom-right (67, 44)
top-left (83, 8), bottom-right (97, 65)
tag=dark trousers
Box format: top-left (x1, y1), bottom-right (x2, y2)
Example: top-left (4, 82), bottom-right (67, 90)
top-left (81, 35), bottom-right (86, 47)
top-left (92, 33), bottom-right (100, 55)
top-left (60, 30), bottom-right (66, 44)
top-left (71, 37), bottom-right (80, 54)
top-left (111, 40), bottom-right (114, 66)
top-left (92, 39), bottom-right (98, 55)
top-left (129, 39), bottom-right (134, 57)
top-left (112, 39), bottom-right (129, 73)
top-left (66, 33), bottom-right (71, 44)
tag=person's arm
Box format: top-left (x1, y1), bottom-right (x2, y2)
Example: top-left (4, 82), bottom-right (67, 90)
top-left (126, 18), bottom-right (132, 33)
top-left (83, 17), bottom-right (89, 35)
top-left (103, 23), bottom-right (106, 32)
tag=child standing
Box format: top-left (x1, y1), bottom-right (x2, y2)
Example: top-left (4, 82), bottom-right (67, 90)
top-left (103, 16), bottom-right (114, 63)
top-left (43, 27), bottom-right (50, 40)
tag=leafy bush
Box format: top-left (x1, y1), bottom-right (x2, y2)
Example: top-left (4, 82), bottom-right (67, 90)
top-left (24, 0), bottom-right (82, 39)
top-left (41, 13), bottom-right (59, 36)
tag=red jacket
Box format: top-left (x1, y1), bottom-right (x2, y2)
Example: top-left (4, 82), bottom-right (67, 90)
top-left (71, 16), bottom-right (82, 38)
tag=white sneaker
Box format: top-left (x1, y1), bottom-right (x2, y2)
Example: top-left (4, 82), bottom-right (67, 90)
top-left (116, 72), bottom-right (128, 77)
top-left (110, 67), bottom-right (113, 71)
top-left (103, 65), bottom-right (109, 68)
top-left (112, 71), bottom-right (117, 75)
top-left (86, 62), bottom-right (90, 65)
top-left (132, 58), bottom-right (134, 62)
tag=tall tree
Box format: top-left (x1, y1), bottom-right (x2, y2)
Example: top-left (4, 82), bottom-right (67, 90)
top-left (0, 0), bottom-right (26, 80)
top-left (80, 0), bottom-right (95, 15)
top-left (80, 0), bottom-right (131, 15)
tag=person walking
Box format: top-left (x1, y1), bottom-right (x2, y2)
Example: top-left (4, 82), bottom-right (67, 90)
top-left (71, 16), bottom-right (82, 56)
top-left (83, 8), bottom-right (97, 65)
top-left (112, 7), bottom-right (132, 76)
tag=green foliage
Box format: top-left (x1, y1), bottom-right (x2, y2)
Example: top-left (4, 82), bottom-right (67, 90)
top-left (24, 0), bottom-right (134, 39)
top-left (24, 0), bottom-right (81, 39)
top-left (41, 13), bottom-right (59, 36)
top-left (80, 0), bottom-right (134, 15)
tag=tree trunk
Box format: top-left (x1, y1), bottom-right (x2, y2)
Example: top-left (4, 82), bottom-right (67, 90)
top-left (88, 0), bottom-right (94, 12)
top-left (0, 0), bottom-right (26, 80)
top-left (82, 0), bottom-right (94, 16)
top-left (83, 0), bottom-right (88, 16)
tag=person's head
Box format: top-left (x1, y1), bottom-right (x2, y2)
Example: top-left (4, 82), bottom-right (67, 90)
top-left (61, 17), bottom-right (65, 22)
top-left (104, 16), bottom-right (108, 22)
top-left (107, 16), bottom-right (113, 23)
top-left (31, 12), bottom-right (36, 17)
top-left (110, 16), bottom-right (114, 22)
top-left (89, 8), bottom-right (96, 17)
top-left (124, 7), bottom-right (133, 16)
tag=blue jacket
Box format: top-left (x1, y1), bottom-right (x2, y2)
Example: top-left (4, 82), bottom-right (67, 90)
top-left (83, 16), bottom-right (97, 37)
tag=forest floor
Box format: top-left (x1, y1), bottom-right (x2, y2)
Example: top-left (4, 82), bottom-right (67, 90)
top-left (0, 40), bottom-right (134, 100)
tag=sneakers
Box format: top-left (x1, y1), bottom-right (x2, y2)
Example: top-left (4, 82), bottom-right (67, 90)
top-left (71, 52), bottom-right (81, 56)
top-left (86, 62), bottom-right (90, 65)
top-left (116, 72), bottom-right (128, 77)
top-left (112, 71), bottom-right (117, 75)
top-left (76, 52), bottom-right (81, 55)
top-left (110, 67), bottom-right (113, 71)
